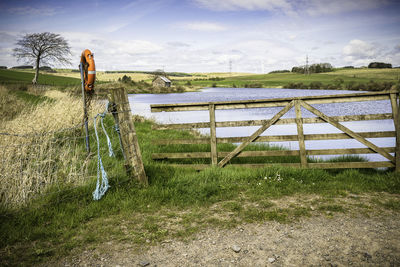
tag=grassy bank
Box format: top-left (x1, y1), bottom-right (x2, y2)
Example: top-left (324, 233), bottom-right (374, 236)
top-left (1, 85), bottom-right (400, 265)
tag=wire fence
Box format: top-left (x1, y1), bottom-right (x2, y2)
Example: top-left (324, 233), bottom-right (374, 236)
top-left (0, 96), bottom-right (136, 210)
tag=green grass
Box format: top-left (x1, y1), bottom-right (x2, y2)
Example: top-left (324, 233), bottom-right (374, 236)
top-left (1, 114), bottom-right (400, 265)
top-left (173, 68), bottom-right (400, 90)
top-left (0, 69), bottom-right (81, 86)
top-left (4, 68), bottom-right (399, 91)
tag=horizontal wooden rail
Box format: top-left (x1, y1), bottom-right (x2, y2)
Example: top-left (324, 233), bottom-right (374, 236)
top-left (169, 161), bottom-right (395, 170)
top-left (151, 90), bottom-right (395, 112)
top-left (153, 113), bottom-right (393, 130)
top-left (154, 131), bottom-right (396, 145)
top-left (152, 147), bottom-right (395, 159)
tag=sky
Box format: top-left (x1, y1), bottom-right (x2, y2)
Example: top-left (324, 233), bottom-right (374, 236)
top-left (0, 0), bottom-right (399, 73)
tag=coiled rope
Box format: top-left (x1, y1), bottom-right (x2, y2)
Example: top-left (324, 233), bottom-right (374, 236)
top-left (93, 103), bottom-right (115, 200)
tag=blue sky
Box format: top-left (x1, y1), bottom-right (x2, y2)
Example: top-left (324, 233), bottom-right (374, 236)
top-left (0, 0), bottom-right (399, 72)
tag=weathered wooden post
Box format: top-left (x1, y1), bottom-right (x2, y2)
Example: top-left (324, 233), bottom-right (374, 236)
top-left (295, 100), bottom-right (307, 168)
top-left (389, 88), bottom-right (400, 172)
top-left (209, 104), bottom-right (218, 166)
top-left (108, 88), bottom-right (147, 184)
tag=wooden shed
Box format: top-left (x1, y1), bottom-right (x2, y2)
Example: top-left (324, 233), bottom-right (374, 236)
top-left (152, 76), bottom-right (171, 88)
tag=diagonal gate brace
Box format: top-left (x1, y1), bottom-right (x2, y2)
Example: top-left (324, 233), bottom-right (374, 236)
top-left (300, 100), bottom-right (395, 163)
top-left (218, 100), bottom-right (295, 167)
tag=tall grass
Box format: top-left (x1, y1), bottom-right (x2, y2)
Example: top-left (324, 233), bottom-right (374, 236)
top-left (0, 90), bottom-right (103, 207)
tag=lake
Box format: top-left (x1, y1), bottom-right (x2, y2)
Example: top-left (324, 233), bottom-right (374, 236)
top-left (129, 88), bottom-right (395, 162)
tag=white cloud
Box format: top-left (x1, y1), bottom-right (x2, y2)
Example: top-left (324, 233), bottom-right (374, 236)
top-left (343, 39), bottom-right (377, 63)
top-left (194, 0), bottom-right (291, 11)
top-left (8, 6), bottom-right (57, 16)
top-left (304, 0), bottom-right (388, 16)
top-left (341, 39), bottom-right (400, 66)
top-left (194, 0), bottom-right (387, 16)
top-left (181, 22), bottom-right (227, 32)
top-left (60, 32), bottom-right (164, 70)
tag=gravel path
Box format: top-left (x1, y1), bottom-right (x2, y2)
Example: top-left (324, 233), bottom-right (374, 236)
top-left (60, 213), bottom-right (400, 266)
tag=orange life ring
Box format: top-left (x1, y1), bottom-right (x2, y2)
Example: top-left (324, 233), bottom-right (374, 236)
top-left (80, 49), bottom-right (96, 91)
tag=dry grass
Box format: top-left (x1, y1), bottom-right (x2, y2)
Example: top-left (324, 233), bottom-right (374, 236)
top-left (0, 86), bottom-right (27, 122)
top-left (48, 70), bottom-right (255, 82)
top-left (0, 90), bottom-right (104, 208)
top-left (48, 70), bottom-right (153, 82)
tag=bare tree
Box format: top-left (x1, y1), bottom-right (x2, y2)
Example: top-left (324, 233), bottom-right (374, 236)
top-left (13, 32), bottom-right (71, 84)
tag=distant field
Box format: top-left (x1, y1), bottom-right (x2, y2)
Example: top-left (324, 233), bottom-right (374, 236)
top-left (48, 69), bottom-right (153, 82)
top-left (0, 69), bottom-right (81, 86)
top-left (174, 68), bottom-right (400, 88)
top-left (327, 68), bottom-right (400, 80)
top-left (2, 68), bottom-right (399, 90)
top-left (174, 72), bottom-right (253, 80)
top-left (49, 70), bottom-right (254, 82)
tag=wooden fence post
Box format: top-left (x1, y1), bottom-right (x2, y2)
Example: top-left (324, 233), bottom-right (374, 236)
top-left (295, 100), bottom-right (307, 168)
top-left (390, 92), bottom-right (400, 172)
top-left (209, 104), bottom-right (218, 166)
top-left (109, 88), bottom-right (147, 184)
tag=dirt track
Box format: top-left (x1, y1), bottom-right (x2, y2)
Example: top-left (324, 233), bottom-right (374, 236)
top-left (59, 213), bottom-right (400, 266)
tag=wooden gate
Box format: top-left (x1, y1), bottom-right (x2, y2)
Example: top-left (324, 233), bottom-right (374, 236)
top-left (150, 90), bottom-right (400, 171)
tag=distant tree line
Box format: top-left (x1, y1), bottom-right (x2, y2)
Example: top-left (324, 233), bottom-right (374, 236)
top-left (368, 62), bottom-right (392, 68)
top-left (291, 63), bottom-right (333, 74)
top-left (268, 70), bottom-right (290, 74)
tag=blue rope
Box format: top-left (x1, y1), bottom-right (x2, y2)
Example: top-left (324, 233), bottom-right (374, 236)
top-left (92, 104), bottom-right (114, 200)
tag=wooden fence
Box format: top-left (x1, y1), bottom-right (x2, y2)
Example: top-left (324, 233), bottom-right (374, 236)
top-left (150, 90), bottom-right (400, 171)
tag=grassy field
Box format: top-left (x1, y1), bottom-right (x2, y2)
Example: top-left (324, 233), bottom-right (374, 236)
top-left (46, 69), bottom-right (154, 82)
top-left (1, 85), bottom-right (400, 265)
top-left (173, 68), bottom-right (400, 89)
top-left (0, 69), bottom-right (81, 86)
top-left (3, 68), bottom-right (399, 91)
top-left (48, 70), bottom-right (254, 82)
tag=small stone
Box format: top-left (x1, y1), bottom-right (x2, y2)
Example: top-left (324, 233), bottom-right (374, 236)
top-left (268, 257), bottom-right (276, 263)
top-left (364, 252), bottom-right (372, 260)
top-left (231, 245), bottom-right (241, 253)
top-left (139, 261), bottom-right (150, 266)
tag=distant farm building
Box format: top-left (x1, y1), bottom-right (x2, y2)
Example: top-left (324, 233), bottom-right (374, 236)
top-left (153, 76), bottom-right (171, 88)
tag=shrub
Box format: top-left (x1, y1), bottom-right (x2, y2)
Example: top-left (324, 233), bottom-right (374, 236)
top-left (118, 75), bottom-right (132, 83)
top-left (309, 82), bottom-right (323, 89)
top-left (368, 62), bottom-right (392, 68)
top-left (269, 70), bottom-right (290, 74)
top-left (209, 77), bottom-right (225, 81)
